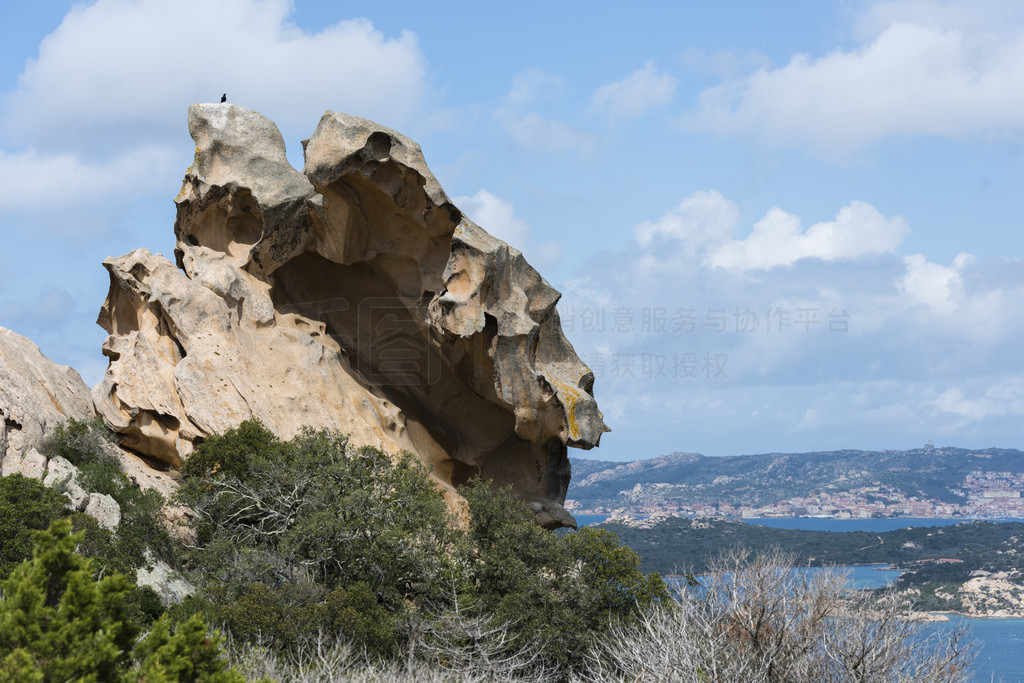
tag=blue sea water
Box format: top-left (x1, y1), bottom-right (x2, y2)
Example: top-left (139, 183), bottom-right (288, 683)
top-left (573, 514), bottom-right (614, 526)
top-left (577, 514), bottom-right (1024, 681)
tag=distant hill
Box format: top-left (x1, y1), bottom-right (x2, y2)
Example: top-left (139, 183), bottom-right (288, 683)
top-left (568, 446), bottom-right (1024, 510)
top-left (597, 516), bottom-right (1024, 581)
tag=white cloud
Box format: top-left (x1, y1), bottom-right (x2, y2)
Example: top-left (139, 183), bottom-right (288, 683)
top-left (454, 189), bottom-right (563, 270)
top-left (506, 68), bottom-right (563, 105)
top-left (591, 61), bottom-right (677, 120)
top-left (2, 0), bottom-right (427, 152)
top-left (708, 201), bottom-right (907, 270)
top-left (897, 252), bottom-right (975, 313)
top-left (455, 190), bottom-right (533, 246)
top-left (633, 190), bottom-right (739, 252)
top-left (0, 145), bottom-right (178, 209)
top-left (682, 4), bottom-right (1024, 155)
top-left (891, 252), bottom-right (1018, 344)
top-left (496, 70), bottom-right (596, 158)
top-left (932, 375), bottom-right (1024, 420)
top-left (496, 111), bottom-right (596, 158)
top-left (854, 0), bottom-right (1024, 43)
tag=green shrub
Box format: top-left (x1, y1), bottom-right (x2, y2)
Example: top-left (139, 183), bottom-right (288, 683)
top-left (0, 475), bottom-right (71, 580)
top-left (324, 581), bottom-right (399, 658)
top-left (0, 518), bottom-right (242, 682)
top-left (125, 585), bottom-right (167, 628)
top-left (0, 518), bottom-right (137, 680)
top-left (180, 419), bottom-right (282, 481)
top-left (177, 422), bottom-right (462, 655)
top-left (41, 417), bottom-right (177, 576)
top-left (175, 420), bottom-right (668, 676)
top-left (460, 479), bottom-right (669, 673)
top-left (41, 416), bottom-right (114, 468)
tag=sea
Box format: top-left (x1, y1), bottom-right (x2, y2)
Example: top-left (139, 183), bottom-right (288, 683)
top-left (576, 514), bottom-right (1024, 681)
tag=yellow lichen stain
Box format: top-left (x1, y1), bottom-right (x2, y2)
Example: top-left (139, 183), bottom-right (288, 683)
top-left (545, 374), bottom-right (582, 441)
top-left (452, 219), bottom-right (470, 241)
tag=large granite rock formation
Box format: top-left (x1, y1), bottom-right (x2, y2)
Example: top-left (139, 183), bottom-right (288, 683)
top-left (94, 104), bottom-right (607, 528)
top-left (0, 326), bottom-right (94, 467)
top-left (0, 325), bottom-right (181, 499)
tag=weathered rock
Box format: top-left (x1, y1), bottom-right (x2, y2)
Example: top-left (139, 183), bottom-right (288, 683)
top-left (94, 104), bottom-right (608, 528)
top-left (43, 454), bottom-right (75, 487)
top-left (0, 326), bottom-right (94, 461)
top-left (135, 554), bottom-right (195, 605)
top-left (43, 455), bottom-right (90, 510)
top-left (84, 492), bottom-right (121, 530)
top-left (20, 448), bottom-right (48, 480)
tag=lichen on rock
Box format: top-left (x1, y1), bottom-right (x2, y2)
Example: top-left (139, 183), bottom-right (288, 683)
top-left (94, 104), bottom-right (608, 528)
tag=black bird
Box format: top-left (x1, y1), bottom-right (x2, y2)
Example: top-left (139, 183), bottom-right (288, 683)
top-left (221, 93), bottom-right (227, 103)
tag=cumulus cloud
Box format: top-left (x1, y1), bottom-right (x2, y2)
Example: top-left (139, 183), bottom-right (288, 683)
top-left (454, 189), bottom-right (563, 270)
top-left (708, 201), bottom-right (908, 270)
top-left (633, 190), bottom-right (739, 258)
top-left (496, 70), bottom-right (596, 158)
top-left (496, 111), bottom-right (596, 158)
top-left (455, 190), bottom-right (533, 246)
top-left (632, 193), bottom-right (906, 270)
top-left (681, 2), bottom-right (1024, 155)
top-left (2, 0), bottom-right (428, 152)
top-left (897, 252), bottom-right (976, 313)
top-left (591, 61), bottom-right (677, 120)
top-left (558, 185), bottom-right (1024, 455)
top-left (891, 252), bottom-right (1020, 345)
top-left (0, 145), bottom-right (178, 209)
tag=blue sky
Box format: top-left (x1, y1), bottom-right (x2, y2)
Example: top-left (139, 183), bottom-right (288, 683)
top-left (2, 0), bottom-right (1023, 460)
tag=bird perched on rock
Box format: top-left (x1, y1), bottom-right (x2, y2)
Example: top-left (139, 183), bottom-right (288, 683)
top-left (221, 93), bottom-right (227, 103)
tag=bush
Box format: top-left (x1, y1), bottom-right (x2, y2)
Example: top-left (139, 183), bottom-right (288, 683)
top-left (0, 475), bottom-right (71, 579)
top-left (176, 422), bottom-right (462, 655)
top-left (459, 480), bottom-right (669, 673)
top-left (39, 416), bottom-right (113, 468)
top-left (41, 417), bottom-right (177, 577)
top-left (174, 421), bottom-right (669, 676)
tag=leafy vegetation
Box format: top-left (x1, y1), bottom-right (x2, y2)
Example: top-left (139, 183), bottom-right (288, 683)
top-left (1, 418), bottom-right (983, 680)
top-left (0, 518), bottom-right (241, 682)
top-left (0, 475), bottom-right (71, 579)
top-left (41, 418), bottom-right (177, 577)
top-left (172, 420), bottom-right (666, 675)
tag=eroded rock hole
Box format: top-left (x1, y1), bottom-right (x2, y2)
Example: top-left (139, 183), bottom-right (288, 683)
top-left (365, 131), bottom-right (393, 160)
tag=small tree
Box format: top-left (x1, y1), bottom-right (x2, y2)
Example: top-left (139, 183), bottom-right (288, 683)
top-left (0, 518), bottom-right (242, 682)
top-left (0, 518), bottom-right (137, 680)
